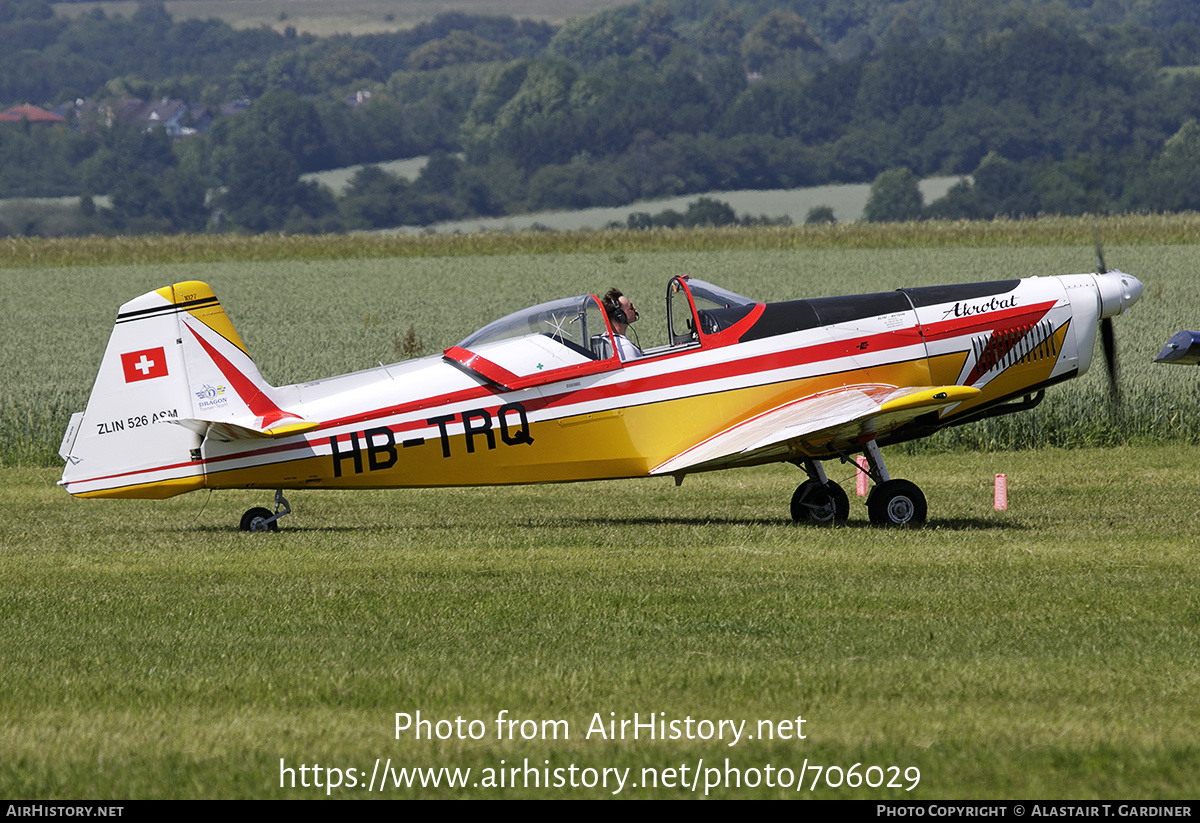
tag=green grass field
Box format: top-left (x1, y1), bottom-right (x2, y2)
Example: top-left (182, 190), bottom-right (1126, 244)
top-left (3, 223), bottom-right (1199, 798)
top-left (2, 446), bottom-right (1198, 798)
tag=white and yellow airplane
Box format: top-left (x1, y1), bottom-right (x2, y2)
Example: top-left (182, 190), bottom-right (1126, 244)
top-left (59, 267), bottom-right (1143, 529)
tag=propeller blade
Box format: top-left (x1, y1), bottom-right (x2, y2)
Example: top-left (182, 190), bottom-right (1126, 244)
top-left (1100, 316), bottom-right (1119, 403)
top-left (1093, 227), bottom-right (1107, 274)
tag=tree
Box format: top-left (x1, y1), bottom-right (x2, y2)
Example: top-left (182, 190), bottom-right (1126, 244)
top-left (742, 10), bottom-right (823, 74)
top-left (455, 157), bottom-right (523, 216)
top-left (924, 154), bottom-right (1045, 220)
top-left (545, 9), bottom-right (636, 67)
top-left (73, 123), bottom-right (208, 233)
top-left (308, 45), bottom-right (383, 88)
top-left (805, 205), bottom-right (836, 224)
top-left (235, 90), bottom-right (333, 172)
top-left (682, 197), bottom-right (736, 227)
top-left (215, 132), bottom-right (335, 231)
top-left (131, 0), bottom-right (171, 30)
top-left (863, 167), bottom-right (923, 222)
top-left (459, 59), bottom-right (580, 170)
top-left (924, 178), bottom-right (984, 220)
top-left (971, 153), bottom-right (1040, 217)
top-left (699, 5), bottom-right (743, 57)
top-left (413, 150), bottom-right (462, 195)
top-left (626, 211), bottom-right (653, 230)
top-left (108, 165), bottom-right (208, 233)
top-left (526, 160), bottom-right (624, 210)
top-left (633, 2), bottom-right (676, 61)
top-left (1137, 119), bottom-right (1200, 212)
top-left (339, 164), bottom-right (414, 228)
top-left (1032, 158), bottom-right (1108, 216)
top-left (404, 31), bottom-right (510, 71)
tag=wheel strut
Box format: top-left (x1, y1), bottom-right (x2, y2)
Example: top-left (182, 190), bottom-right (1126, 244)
top-left (857, 441), bottom-right (927, 527)
top-left (862, 439), bottom-right (890, 483)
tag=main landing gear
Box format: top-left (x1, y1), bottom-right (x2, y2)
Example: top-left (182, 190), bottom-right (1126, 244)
top-left (790, 441), bottom-right (928, 527)
top-left (859, 441), bottom-right (927, 526)
top-left (239, 489), bottom-right (291, 533)
top-left (791, 459), bottom-right (850, 525)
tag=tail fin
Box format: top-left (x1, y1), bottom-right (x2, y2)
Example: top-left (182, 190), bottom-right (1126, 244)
top-left (60, 281), bottom-right (308, 499)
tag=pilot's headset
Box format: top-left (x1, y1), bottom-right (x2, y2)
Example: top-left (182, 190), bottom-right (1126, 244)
top-left (604, 295), bottom-right (629, 326)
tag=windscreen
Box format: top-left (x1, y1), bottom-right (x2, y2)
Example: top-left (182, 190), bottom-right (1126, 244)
top-left (457, 295), bottom-right (611, 360)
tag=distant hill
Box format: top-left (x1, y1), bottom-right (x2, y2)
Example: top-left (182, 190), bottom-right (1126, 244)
top-left (14, 0), bottom-right (1200, 236)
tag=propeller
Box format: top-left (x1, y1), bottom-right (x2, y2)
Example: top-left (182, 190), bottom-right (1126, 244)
top-left (1093, 229), bottom-right (1120, 404)
top-left (1100, 314), bottom-right (1119, 403)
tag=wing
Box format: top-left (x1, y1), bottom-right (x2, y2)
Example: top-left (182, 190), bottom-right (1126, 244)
top-left (650, 384), bottom-right (980, 477)
top-left (1155, 330), bottom-right (1200, 364)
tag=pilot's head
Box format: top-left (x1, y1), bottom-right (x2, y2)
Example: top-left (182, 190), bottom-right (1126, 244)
top-left (603, 288), bottom-right (638, 333)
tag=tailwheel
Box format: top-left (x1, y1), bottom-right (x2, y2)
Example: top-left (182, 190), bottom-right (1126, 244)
top-left (866, 479), bottom-right (927, 527)
top-left (239, 490), bottom-right (291, 532)
top-left (791, 479), bottom-right (850, 525)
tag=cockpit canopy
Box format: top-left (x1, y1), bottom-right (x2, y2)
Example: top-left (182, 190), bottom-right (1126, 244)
top-left (446, 278), bottom-right (760, 390)
top-left (457, 294), bottom-right (611, 361)
top-left (668, 277), bottom-right (756, 345)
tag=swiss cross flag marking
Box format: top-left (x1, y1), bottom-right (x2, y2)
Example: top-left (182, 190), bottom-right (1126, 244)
top-left (121, 347), bottom-right (168, 382)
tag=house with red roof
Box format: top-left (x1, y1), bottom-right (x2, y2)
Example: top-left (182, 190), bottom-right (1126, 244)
top-left (0, 105), bottom-right (66, 125)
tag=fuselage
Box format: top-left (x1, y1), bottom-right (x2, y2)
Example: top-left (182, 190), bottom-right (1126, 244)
top-left (59, 271), bottom-right (1142, 499)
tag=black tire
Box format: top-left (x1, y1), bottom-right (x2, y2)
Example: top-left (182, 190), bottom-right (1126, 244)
top-left (239, 507), bottom-right (278, 532)
top-left (791, 480), bottom-right (850, 524)
top-left (866, 479), bottom-right (927, 526)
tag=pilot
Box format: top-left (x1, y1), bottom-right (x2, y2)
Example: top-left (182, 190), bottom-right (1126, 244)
top-left (603, 287), bottom-right (643, 361)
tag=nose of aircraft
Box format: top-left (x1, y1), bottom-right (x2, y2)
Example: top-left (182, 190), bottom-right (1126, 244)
top-left (1097, 270), bottom-right (1144, 319)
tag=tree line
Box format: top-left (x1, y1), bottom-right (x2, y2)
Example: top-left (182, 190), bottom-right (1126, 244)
top-left (5, 0), bottom-right (1200, 235)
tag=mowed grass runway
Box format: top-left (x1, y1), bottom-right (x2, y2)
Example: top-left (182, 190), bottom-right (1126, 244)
top-left (2, 446), bottom-right (1198, 798)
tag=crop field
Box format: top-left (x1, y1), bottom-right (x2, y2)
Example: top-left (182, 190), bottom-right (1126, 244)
top-left (391, 176), bottom-right (962, 233)
top-left (3, 227), bottom-right (1200, 467)
top-left (52, 0), bottom-right (628, 36)
top-left (2, 222), bottom-right (1199, 798)
top-left (302, 157), bottom-right (431, 195)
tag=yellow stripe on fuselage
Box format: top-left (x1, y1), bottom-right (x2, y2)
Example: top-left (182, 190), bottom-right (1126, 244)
top-left (69, 474), bottom-right (205, 500)
top-left (200, 358), bottom-right (935, 491)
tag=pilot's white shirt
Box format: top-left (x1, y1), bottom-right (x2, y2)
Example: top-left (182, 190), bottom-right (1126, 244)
top-left (614, 334), bottom-right (642, 362)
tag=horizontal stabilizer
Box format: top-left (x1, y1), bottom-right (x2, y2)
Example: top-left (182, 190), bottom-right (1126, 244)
top-left (651, 384), bottom-right (979, 476)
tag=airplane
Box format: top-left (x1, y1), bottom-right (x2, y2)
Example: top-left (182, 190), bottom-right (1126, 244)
top-left (58, 263), bottom-right (1144, 530)
top-left (1155, 331), bottom-right (1200, 365)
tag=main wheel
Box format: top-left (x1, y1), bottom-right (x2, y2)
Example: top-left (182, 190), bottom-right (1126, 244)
top-left (791, 480), bottom-right (850, 524)
top-left (866, 479), bottom-right (927, 526)
top-left (239, 507), bottom-right (278, 532)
